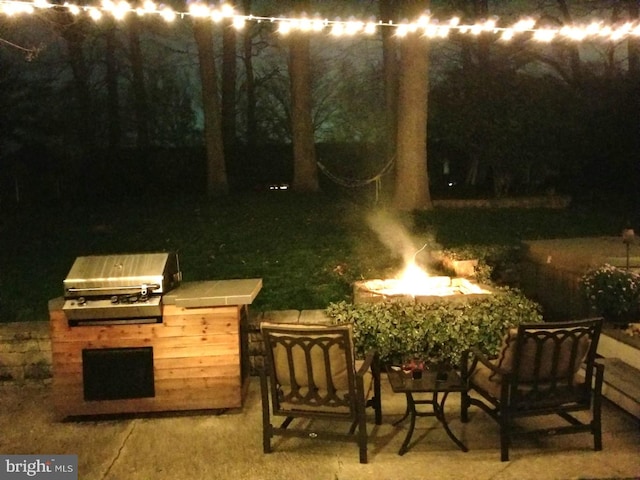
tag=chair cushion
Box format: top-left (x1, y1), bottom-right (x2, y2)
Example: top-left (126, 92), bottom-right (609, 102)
top-left (470, 361), bottom-right (587, 403)
top-left (490, 326), bottom-right (592, 382)
top-left (278, 361), bottom-right (373, 415)
top-left (271, 330), bottom-right (350, 391)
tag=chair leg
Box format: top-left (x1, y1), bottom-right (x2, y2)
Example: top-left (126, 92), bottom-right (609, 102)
top-left (263, 426), bottom-right (272, 454)
top-left (348, 419), bottom-right (358, 435)
top-left (461, 391), bottom-right (469, 423)
top-left (499, 412), bottom-right (510, 462)
top-left (259, 370), bottom-right (272, 454)
top-left (593, 362), bottom-right (604, 451)
top-left (365, 393), bottom-right (382, 425)
top-left (356, 391), bottom-right (369, 464)
top-left (593, 412), bottom-right (603, 451)
top-left (357, 410), bottom-right (368, 464)
top-left (373, 363), bottom-right (382, 425)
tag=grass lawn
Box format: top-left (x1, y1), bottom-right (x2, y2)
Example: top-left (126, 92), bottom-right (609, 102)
top-left (0, 192), bottom-right (626, 323)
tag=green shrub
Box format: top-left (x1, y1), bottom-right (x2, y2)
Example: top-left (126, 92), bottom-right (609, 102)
top-left (326, 287), bottom-right (543, 365)
top-left (580, 264), bottom-right (640, 319)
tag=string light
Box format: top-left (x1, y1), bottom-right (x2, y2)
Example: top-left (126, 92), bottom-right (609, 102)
top-left (0, 0), bottom-right (639, 43)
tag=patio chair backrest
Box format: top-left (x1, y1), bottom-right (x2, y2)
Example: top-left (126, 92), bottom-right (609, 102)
top-left (261, 323), bottom-right (357, 412)
top-left (493, 321), bottom-right (598, 384)
top-left (493, 318), bottom-right (602, 406)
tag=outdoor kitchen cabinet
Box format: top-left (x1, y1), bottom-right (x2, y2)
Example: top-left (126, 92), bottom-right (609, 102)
top-left (49, 279), bottom-right (262, 418)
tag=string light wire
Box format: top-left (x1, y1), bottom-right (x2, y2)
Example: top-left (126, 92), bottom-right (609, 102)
top-left (1, 0), bottom-right (639, 42)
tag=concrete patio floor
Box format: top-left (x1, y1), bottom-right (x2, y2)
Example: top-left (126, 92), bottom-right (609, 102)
top-left (0, 377), bottom-right (638, 480)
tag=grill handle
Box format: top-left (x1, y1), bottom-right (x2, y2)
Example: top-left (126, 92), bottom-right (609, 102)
top-left (66, 284), bottom-right (161, 294)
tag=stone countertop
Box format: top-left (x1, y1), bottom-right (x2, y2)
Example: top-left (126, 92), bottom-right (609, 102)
top-left (162, 279), bottom-right (263, 308)
top-left (523, 236), bottom-right (640, 271)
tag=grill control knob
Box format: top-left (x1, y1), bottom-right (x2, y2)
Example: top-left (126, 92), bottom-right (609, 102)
top-left (77, 297), bottom-right (86, 306)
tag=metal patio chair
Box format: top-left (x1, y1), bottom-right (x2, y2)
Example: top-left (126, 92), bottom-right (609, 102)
top-left (460, 317), bottom-right (604, 461)
top-left (259, 322), bottom-right (382, 464)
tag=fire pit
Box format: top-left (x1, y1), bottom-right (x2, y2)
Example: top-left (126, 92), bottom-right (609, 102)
top-left (353, 261), bottom-right (495, 304)
top-left (354, 276), bottom-right (495, 304)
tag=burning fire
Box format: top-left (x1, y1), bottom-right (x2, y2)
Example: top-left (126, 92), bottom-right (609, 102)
top-left (360, 216), bottom-right (492, 299)
top-left (396, 261), bottom-right (432, 296)
top-left (363, 260), bottom-right (490, 298)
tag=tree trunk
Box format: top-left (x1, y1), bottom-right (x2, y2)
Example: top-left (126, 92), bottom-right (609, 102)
top-left (288, 31), bottom-right (319, 192)
top-left (193, 18), bottom-right (228, 196)
top-left (556, 0), bottom-right (583, 86)
top-left (627, 0), bottom-right (640, 78)
top-left (105, 21), bottom-right (120, 153)
top-left (380, 0), bottom-right (399, 164)
top-left (393, 28), bottom-right (431, 211)
top-left (242, 10), bottom-right (257, 150)
top-left (128, 15), bottom-right (150, 150)
top-left (55, 13), bottom-right (95, 155)
top-left (222, 19), bottom-right (237, 158)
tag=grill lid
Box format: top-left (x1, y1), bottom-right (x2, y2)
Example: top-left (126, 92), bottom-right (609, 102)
top-left (64, 252), bottom-right (181, 298)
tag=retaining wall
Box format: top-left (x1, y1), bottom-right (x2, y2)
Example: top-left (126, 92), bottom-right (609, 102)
top-left (0, 309), bottom-right (332, 383)
top-left (0, 321), bottom-right (52, 382)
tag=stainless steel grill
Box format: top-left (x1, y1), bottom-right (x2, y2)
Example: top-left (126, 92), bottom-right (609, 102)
top-left (63, 252), bottom-right (181, 325)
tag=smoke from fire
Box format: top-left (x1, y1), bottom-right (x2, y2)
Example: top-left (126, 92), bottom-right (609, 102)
top-left (366, 209), bottom-right (437, 268)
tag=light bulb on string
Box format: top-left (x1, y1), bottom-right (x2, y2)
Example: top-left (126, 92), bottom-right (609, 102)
top-left (232, 16), bottom-right (244, 30)
top-left (64, 2), bottom-right (81, 15)
top-left (513, 18), bottom-right (535, 32)
top-left (88, 6), bottom-right (102, 20)
top-left (159, 6), bottom-right (175, 22)
top-left (330, 22), bottom-right (344, 36)
top-left (311, 19), bottom-right (325, 32)
top-left (0, 0), bottom-right (638, 43)
top-left (345, 19), bottom-right (363, 35)
top-left (188, 2), bottom-right (209, 18)
top-left (500, 28), bottom-right (514, 41)
top-left (298, 17), bottom-right (312, 32)
top-left (220, 3), bottom-right (233, 17)
top-left (533, 28), bottom-right (556, 42)
top-left (396, 23), bottom-right (409, 37)
top-left (278, 19), bottom-right (291, 35)
top-left (142, 0), bottom-right (155, 12)
top-left (364, 21), bottom-right (376, 35)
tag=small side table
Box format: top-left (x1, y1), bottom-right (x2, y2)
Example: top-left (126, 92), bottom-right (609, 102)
top-left (386, 365), bottom-right (469, 455)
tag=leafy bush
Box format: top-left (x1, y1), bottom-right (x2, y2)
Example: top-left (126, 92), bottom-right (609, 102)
top-left (326, 287), bottom-right (543, 365)
top-left (580, 264), bottom-right (640, 319)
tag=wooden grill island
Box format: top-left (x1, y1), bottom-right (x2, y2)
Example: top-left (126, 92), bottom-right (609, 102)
top-left (49, 253), bottom-right (261, 418)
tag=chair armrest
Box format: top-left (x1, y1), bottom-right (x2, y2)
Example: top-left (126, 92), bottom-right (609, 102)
top-left (356, 349), bottom-right (379, 378)
top-left (593, 359), bottom-right (605, 392)
top-left (468, 346), bottom-right (512, 377)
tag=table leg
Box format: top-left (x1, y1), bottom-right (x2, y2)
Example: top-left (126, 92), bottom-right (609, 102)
top-left (398, 392), bottom-right (417, 455)
top-left (393, 394), bottom-right (411, 427)
top-left (433, 391), bottom-right (468, 452)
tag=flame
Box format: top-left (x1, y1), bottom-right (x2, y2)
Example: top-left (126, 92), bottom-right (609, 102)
top-left (362, 244), bottom-right (492, 298)
top-left (396, 261), bottom-right (431, 296)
